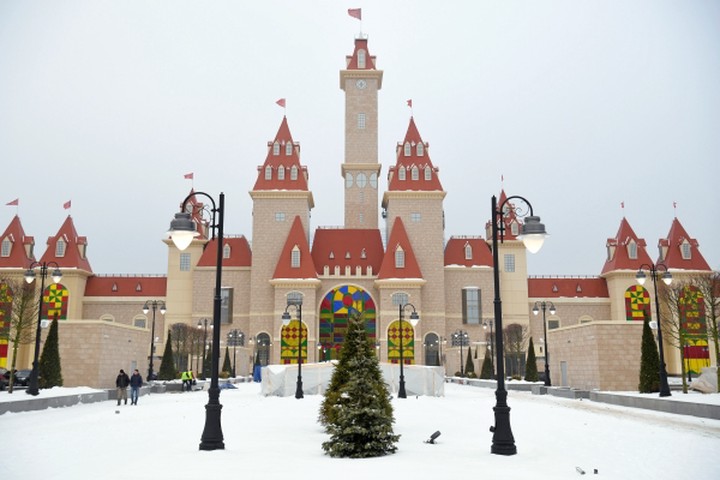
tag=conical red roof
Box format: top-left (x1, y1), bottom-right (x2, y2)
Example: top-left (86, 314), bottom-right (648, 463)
top-left (387, 117), bottom-right (443, 192)
top-left (0, 215), bottom-right (35, 268)
top-left (253, 116), bottom-right (309, 192)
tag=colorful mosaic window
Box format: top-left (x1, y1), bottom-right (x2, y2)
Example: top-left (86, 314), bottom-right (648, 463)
top-left (0, 283), bottom-right (13, 369)
top-left (679, 286), bottom-right (710, 375)
top-left (280, 319), bottom-right (307, 364)
top-left (41, 283), bottom-right (69, 320)
top-left (319, 285), bottom-right (376, 361)
top-left (388, 319), bottom-right (416, 364)
top-left (624, 285), bottom-right (650, 321)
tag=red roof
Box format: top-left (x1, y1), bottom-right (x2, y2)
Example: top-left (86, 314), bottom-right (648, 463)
top-left (84, 275), bottom-right (167, 297)
top-left (444, 237), bottom-right (493, 267)
top-left (39, 216), bottom-right (93, 273)
top-left (600, 217), bottom-right (653, 275)
top-left (528, 277), bottom-right (609, 298)
top-left (252, 116), bottom-right (309, 192)
top-left (310, 228), bottom-right (384, 275)
top-left (387, 117), bottom-right (443, 192)
top-left (0, 215), bottom-right (35, 268)
top-left (376, 217), bottom-right (423, 279)
top-left (658, 218), bottom-right (711, 271)
top-left (197, 236), bottom-right (252, 267)
top-left (345, 37), bottom-right (377, 70)
top-left (272, 216), bottom-right (317, 279)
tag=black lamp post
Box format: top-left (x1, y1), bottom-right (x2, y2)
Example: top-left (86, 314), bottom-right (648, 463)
top-left (483, 320), bottom-right (495, 379)
top-left (168, 191), bottom-right (225, 451)
top-left (227, 330), bottom-right (243, 378)
top-left (490, 194), bottom-right (547, 456)
top-left (453, 330), bottom-right (468, 377)
top-left (636, 262), bottom-right (673, 397)
top-left (397, 303), bottom-right (420, 398)
top-left (143, 300), bottom-right (166, 381)
top-left (282, 299), bottom-right (304, 399)
top-left (24, 261), bottom-right (62, 396)
top-left (532, 301), bottom-right (556, 387)
top-left (197, 318), bottom-right (212, 380)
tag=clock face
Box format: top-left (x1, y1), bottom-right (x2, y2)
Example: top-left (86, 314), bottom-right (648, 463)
top-left (356, 79), bottom-right (367, 89)
top-left (345, 172), bottom-right (354, 188)
top-left (370, 172), bottom-right (378, 189)
top-left (356, 172), bottom-right (367, 188)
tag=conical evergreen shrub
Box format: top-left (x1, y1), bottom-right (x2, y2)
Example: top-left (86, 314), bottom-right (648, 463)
top-left (222, 346), bottom-right (232, 377)
top-left (465, 345), bottom-right (476, 378)
top-left (639, 318), bottom-right (660, 393)
top-left (321, 313), bottom-right (399, 458)
top-left (158, 331), bottom-right (177, 380)
top-left (525, 337), bottom-right (539, 382)
top-left (39, 317), bottom-right (63, 388)
top-left (480, 349), bottom-right (493, 379)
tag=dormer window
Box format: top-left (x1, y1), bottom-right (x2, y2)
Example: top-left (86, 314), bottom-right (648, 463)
top-left (291, 245), bottom-right (301, 268)
top-left (417, 143), bottom-right (424, 156)
top-left (464, 243), bottom-right (472, 260)
top-left (1, 238), bottom-right (10, 257)
top-left (273, 141), bottom-right (280, 156)
top-left (290, 165), bottom-right (298, 181)
top-left (681, 241), bottom-right (692, 260)
top-left (223, 243), bottom-right (231, 259)
top-left (285, 142), bottom-right (292, 156)
top-left (395, 246), bottom-right (405, 268)
top-left (360, 248), bottom-right (367, 259)
top-left (398, 166), bottom-right (406, 181)
top-left (265, 166), bottom-right (272, 180)
top-left (56, 239), bottom-right (66, 257)
top-left (628, 240), bottom-right (637, 260)
top-left (404, 142), bottom-right (411, 157)
top-left (510, 221), bottom-right (519, 236)
top-left (424, 166), bottom-right (432, 181)
top-left (278, 166), bottom-right (285, 180)
top-left (358, 49), bottom-right (366, 69)
top-left (411, 166), bottom-right (419, 180)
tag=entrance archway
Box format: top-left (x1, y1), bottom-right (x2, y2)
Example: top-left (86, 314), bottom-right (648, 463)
top-left (319, 285), bottom-right (376, 360)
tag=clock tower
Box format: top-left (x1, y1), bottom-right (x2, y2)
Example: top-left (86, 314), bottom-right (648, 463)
top-left (340, 36), bottom-right (383, 229)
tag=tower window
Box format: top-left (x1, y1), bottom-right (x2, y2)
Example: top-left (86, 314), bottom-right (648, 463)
top-left (357, 113), bottom-right (366, 129)
top-left (510, 221), bottom-right (519, 236)
top-left (464, 243), bottom-right (472, 260)
top-left (358, 49), bottom-right (366, 69)
top-left (290, 166), bottom-right (298, 181)
top-left (265, 166), bottom-right (272, 180)
top-left (411, 213), bottom-right (421, 223)
top-left (424, 166), bottom-right (432, 181)
top-left (462, 288), bottom-right (481, 324)
top-left (273, 141), bottom-right (280, 156)
top-left (291, 246), bottom-right (301, 268)
top-left (417, 143), bottom-right (424, 156)
top-left (681, 241), bottom-right (692, 260)
top-left (180, 253), bottom-right (191, 271)
top-left (504, 254), bottom-right (515, 273)
top-left (404, 142), bottom-right (411, 157)
top-left (359, 213), bottom-right (364, 224)
top-left (1, 238), bottom-right (10, 257)
top-left (55, 239), bottom-right (66, 257)
top-left (395, 246), bottom-right (405, 268)
top-left (628, 241), bottom-right (637, 260)
top-left (275, 212), bottom-right (286, 222)
top-left (392, 292), bottom-right (409, 306)
top-left (278, 166), bottom-right (285, 180)
top-left (398, 166), bottom-right (406, 181)
top-left (411, 166), bottom-right (419, 181)
top-left (285, 142), bottom-right (292, 156)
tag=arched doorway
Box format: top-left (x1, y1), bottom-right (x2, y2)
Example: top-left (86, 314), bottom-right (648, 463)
top-left (255, 332), bottom-right (271, 366)
top-left (319, 285), bottom-right (376, 361)
top-left (424, 332), bottom-right (440, 366)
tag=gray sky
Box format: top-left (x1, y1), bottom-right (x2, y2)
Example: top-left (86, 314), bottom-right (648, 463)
top-left (1, 0), bottom-right (719, 276)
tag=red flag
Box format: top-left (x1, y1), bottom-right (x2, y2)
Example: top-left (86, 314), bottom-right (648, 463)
top-left (673, 201), bottom-right (677, 209)
top-left (348, 8), bottom-right (361, 20)
top-left (63, 200), bottom-right (72, 210)
top-left (406, 99), bottom-right (413, 108)
top-left (5, 198), bottom-right (18, 206)
top-left (621, 201), bottom-right (624, 209)
top-left (276, 98), bottom-right (286, 108)
top-left (184, 172), bottom-right (194, 180)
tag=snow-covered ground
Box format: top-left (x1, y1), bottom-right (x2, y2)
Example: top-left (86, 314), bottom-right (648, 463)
top-left (2, 382), bottom-right (719, 480)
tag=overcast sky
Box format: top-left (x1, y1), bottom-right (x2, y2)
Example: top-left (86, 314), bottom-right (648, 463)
top-left (1, 0), bottom-right (719, 276)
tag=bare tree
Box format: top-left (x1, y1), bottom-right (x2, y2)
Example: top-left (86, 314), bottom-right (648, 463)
top-left (659, 279), bottom-right (690, 393)
top-left (170, 323), bottom-right (205, 372)
top-left (695, 271), bottom-right (720, 392)
top-left (0, 277), bottom-right (39, 393)
top-left (504, 323), bottom-right (528, 378)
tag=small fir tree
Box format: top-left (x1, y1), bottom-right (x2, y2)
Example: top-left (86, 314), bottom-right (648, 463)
top-left (465, 346), bottom-right (476, 378)
top-left (639, 318), bottom-right (660, 393)
top-left (222, 346), bottom-right (232, 377)
top-left (158, 331), bottom-right (177, 380)
top-left (38, 317), bottom-right (63, 388)
top-left (321, 314), bottom-right (399, 458)
top-left (480, 348), bottom-right (493, 379)
top-left (525, 337), bottom-right (539, 382)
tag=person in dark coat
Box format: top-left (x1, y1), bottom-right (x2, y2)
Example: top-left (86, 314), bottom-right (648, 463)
top-left (129, 369), bottom-right (143, 405)
top-left (116, 369), bottom-right (130, 406)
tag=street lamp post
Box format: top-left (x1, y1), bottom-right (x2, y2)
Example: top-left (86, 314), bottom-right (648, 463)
top-left (636, 263), bottom-right (673, 397)
top-left (490, 194), bottom-right (547, 456)
top-left (453, 330), bottom-right (468, 377)
top-left (282, 299), bottom-right (304, 399)
top-left (24, 261), bottom-right (62, 396)
top-left (227, 330), bottom-right (243, 378)
top-left (483, 320), bottom-right (495, 379)
top-left (398, 303), bottom-right (420, 398)
top-left (197, 318), bottom-right (211, 379)
top-left (142, 300), bottom-right (166, 381)
top-left (168, 191), bottom-right (226, 451)
top-left (532, 301), bottom-right (556, 387)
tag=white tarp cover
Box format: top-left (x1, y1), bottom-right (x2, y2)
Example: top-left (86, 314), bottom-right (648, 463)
top-left (261, 362), bottom-right (445, 397)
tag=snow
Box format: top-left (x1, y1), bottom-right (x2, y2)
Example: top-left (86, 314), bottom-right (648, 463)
top-left (2, 382), bottom-right (719, 480)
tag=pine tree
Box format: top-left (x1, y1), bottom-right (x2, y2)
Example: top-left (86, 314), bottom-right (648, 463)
top-left (639, 318), bottom-right (660, 393)
top-left (38, 317), bottom-right (63, 388)
top-left (525, 337), bottom-right (539, 382)
top-left (222, 346), bottom-right (232, 377)
top-left (480, 348), bottom-right (493, 379)
top-left (321, 314), bottom-right (400, 458)
top-left (158, 331), bottom-right (177, 380)
top-left (465, 345), bottom-right (476, 378)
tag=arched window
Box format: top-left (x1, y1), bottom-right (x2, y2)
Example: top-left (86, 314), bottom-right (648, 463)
top-left (277, 166), bottom-right (285, 180)
top-left (291, 245), bottom-right (301, 268)
top-left (411, 166), bottom-right (419, 181)
top-left (358, 49), bottom-right (366, 69)
top-left (223, 243), bottom-right (231, 259)
top-left (404, 142), bottom-right (411, 156)
top-left (273, 141), bottom-right (280, 156)
top-left (398, 166), bottom-right (406, 181)
top-left (290, 165), bottom-right (298, 181)
top-left (0, 238), bottom-right (10, 257)
top-left (55, 239), bottom-right (66, 258)
top-left (681, 241), bottom-right (692, 260)
top-left (464, 243), bottom-right (473, 260)
top-left (265, 166), bottom-right (272, 180)
top-left (424, 166), bottom-right (432, 181)
top-left (628, 241), bottom-right (638, 260)
top-left (395, 246), bottom-right (405, 268)
top-left (285, 142), bottom-right (293, 156)
top-left (625, 285), bottom-right (651, 321)
top-left (417, 143), bottom-right (424, 156)
top-left (391, 292), bottom-right (409, 306)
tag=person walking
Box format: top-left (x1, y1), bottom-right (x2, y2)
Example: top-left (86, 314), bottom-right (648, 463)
top-left (181, 370), bottom-right (190, 392)
top-left (129, 369), bottom-right (143, 405)
top-left (116, 369), bottom-right (130, 406)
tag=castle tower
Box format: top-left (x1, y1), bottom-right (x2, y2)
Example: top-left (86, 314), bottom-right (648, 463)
top-left (340, 36), bottom-right (383, 229)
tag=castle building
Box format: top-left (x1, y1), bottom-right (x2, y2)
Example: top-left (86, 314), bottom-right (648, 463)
top-left (0, 34), bottom-right (715, 391)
